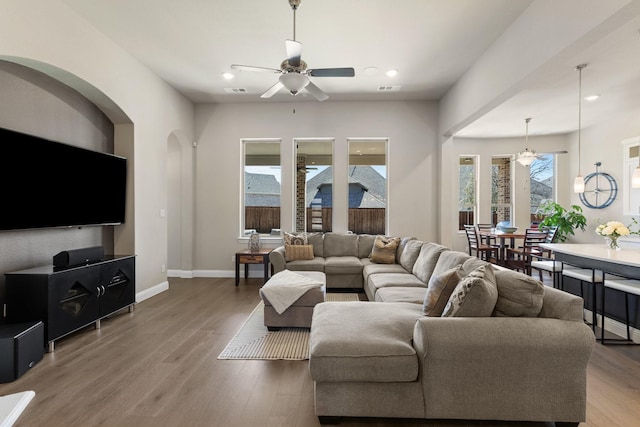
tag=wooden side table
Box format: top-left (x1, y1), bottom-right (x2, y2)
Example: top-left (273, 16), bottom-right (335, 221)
top-left (235, 248), bottom-right (273, 286)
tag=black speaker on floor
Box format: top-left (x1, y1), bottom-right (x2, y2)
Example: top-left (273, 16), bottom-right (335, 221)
top-left (53, 246), bottom-right (104, 268)
top-left (0, 321), bottom-right (44, 383)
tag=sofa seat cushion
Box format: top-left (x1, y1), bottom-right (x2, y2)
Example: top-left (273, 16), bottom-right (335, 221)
top-left (324, 256), bottom-right (363, 275)
top-left (285, 257), bottom-right (325, 272)
top-left (375, 287), bottom-right (426, 304)
top-left (362, 263), bottom-right (409, 283)
top-left (309, 302), bottom-right (422, 382)
top-left (368, 272), bottom-right (427, 290)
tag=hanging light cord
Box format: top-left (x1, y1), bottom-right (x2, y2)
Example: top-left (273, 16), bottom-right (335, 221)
top-left (577, 65), bottom-right (582, 175)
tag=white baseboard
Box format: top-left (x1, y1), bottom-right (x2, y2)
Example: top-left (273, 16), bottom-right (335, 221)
top-left (584, 309), bottom-right (640, 343)
top-left (136, 280), bottom-right (169, 303)
top-left (167, 270), bottom-right (267, 279)
top-left (167, 269), bottom-right (193, 278)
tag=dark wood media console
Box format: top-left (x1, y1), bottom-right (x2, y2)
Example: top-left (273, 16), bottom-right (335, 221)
top-left (5, 255), bottom-right (136, 352)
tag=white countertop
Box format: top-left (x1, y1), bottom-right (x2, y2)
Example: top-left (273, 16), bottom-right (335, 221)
top-left (540, 243), bottom-right (640, 268)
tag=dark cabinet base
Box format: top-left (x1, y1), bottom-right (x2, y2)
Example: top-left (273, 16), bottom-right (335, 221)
top-left (6, 255), bottom-right (135, 352)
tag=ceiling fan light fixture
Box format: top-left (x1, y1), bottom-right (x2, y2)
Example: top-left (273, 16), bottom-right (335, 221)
top-left (516, 149), bottom-right (537, 166)
top-left (279, 72), bottom-right (309, 94)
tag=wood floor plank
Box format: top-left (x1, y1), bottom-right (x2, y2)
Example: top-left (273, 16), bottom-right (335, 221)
top-left (0, 276), bottom-right (638, 427)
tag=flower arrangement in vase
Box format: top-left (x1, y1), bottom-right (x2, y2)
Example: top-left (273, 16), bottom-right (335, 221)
top-left (595, 221), bottom-right (630, 250)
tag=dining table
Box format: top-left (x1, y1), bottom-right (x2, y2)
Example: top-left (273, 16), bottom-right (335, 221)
top-left (478, 228), bottom-right (526, 266)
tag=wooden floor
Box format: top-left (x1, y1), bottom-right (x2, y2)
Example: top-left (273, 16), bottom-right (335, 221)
top-left (1, 276), bottom-right (640, 427)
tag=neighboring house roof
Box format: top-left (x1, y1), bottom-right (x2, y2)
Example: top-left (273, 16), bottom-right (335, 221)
top-left (306, 166), bottom-right (386, 208)
top-left (245, 172), bottom-right (280, 207)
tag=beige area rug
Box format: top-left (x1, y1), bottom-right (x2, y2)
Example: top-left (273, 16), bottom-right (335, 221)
top-left (217, 293), bottom-right (364, 360)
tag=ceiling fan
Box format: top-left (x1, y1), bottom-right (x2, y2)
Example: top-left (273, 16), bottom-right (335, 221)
top-left (514, 118), bottom-right (567, 166)
top-left (230, 0), bottom-right (355, 101)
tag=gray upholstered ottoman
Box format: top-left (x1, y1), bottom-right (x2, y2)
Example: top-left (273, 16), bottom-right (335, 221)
top-left (259, 270), bottom-right (326, 330)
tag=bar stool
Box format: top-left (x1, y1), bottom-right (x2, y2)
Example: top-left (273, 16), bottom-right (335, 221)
top-left (600, 275), bottom-right (640, 345)
top-left (561, 263), bottom-right (604, 333)
top-left (530, 257), bottom-right (562, 288)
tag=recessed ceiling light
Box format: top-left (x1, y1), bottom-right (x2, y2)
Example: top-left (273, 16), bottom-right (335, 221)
top-left (584, 94), bottom-right (600, 102)
top-left (386, 69), bottom-right (398, 77)
top-left (222, 72), bottom-right (234, 80)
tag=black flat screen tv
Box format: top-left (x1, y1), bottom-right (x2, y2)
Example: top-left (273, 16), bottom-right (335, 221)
top-left (0, 127), bottom-right (127, 231)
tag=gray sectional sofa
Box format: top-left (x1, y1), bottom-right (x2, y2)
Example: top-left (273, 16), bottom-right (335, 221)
top-left (270, 232), bottom-right (595, 426)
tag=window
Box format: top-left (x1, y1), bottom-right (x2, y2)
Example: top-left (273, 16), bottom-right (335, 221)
top-left (529, 154), bottom-right (555, 221)
top-left (458, 156), bottom-right (477, 230)
top-left (348, 139), bottom-right (387, 234)
top-left (242, 139), bottom-right (281, 236)
top-left (491, 156), bottom-right (512, 226)
top-left (294, 139), bottom-right (333, 232)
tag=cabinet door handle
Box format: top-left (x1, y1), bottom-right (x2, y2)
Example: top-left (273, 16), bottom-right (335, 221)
top-left (101, 285), bottom-right (105, 296)
top-left (97, 287), bottom-right (101, 297)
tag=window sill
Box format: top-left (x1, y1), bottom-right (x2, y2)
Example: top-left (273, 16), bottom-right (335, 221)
top-left (236, 236), bottom-right (283, 246)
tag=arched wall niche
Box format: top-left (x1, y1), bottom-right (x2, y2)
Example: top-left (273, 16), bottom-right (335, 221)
top-left (0, 56), bottom-right (136, 259)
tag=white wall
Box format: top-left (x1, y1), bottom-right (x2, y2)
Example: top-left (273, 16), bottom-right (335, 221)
top-left (0, 0), bottom-right (194, 298)
top-left (566, 106), bottom-right (640, 244)
top-left (191, 101), bottom-right (439, 274)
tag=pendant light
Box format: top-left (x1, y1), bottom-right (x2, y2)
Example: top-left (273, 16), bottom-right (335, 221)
top-left (574, 64), bottom-right (587, 193)
top-left (516, 118), bottom-right (536, 166)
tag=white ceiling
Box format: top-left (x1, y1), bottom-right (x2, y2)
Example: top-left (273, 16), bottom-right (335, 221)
top-left (61, 0), bottom-right (640, 138)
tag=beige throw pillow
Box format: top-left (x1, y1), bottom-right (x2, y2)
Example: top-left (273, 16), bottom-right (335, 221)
top-left (370, 235), bottom-right (400, 264)
top-left (422, 265), bottom-right (462, 316)
top-left (284, 244), bottom-right (314, 261)
top-left (441, 265), bottom-right (498, 317)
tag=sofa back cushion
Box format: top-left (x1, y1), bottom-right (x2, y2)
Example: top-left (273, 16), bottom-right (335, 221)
top-left (441, 265), bottom-right (498, 317)
top-left (400, 240), bottom-right (423, 272)
top-left (493, 269), bottom-right (544, 317)
top-left (412, 243), bottom-right (449, 284)
top-left (431, 251), bottom-right (474, 279)
top-left (323, 233), bottom-right (358, 257)
top-left (396, 236), bottom-right (416, 263)
top-left (357, 234), bottom-right (377, 259)
top-left (308, 233), bottom-right (324, 258)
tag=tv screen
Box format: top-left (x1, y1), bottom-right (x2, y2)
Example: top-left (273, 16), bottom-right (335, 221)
top-left (0, 127), bottom-right (127, 231)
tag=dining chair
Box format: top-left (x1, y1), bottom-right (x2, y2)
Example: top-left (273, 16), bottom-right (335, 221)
top-left (506, 229), bottom-right (547, 275)
top-left (463, 224), bottom-right (498, 262)
top-left (476, 223), bottom-right (496, 245)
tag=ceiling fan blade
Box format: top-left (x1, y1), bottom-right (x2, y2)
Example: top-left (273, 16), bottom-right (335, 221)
top-left (285, 40), bottom-right (302, 67)
top-left (304, 81), bottom-right (329, 101)
top-left (231, 64), bottom-right (281, 73)
top-left (260, 81), bottom-right (284, 98)
top-left (308, 67), bottom-right (355, 77)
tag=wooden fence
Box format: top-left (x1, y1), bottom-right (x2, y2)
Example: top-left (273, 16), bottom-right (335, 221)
top-left (245, 207), bottom-right (386, 235)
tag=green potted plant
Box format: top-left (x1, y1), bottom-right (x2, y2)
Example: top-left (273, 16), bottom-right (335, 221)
top-left (536, 200), bottom-right (587, 242)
